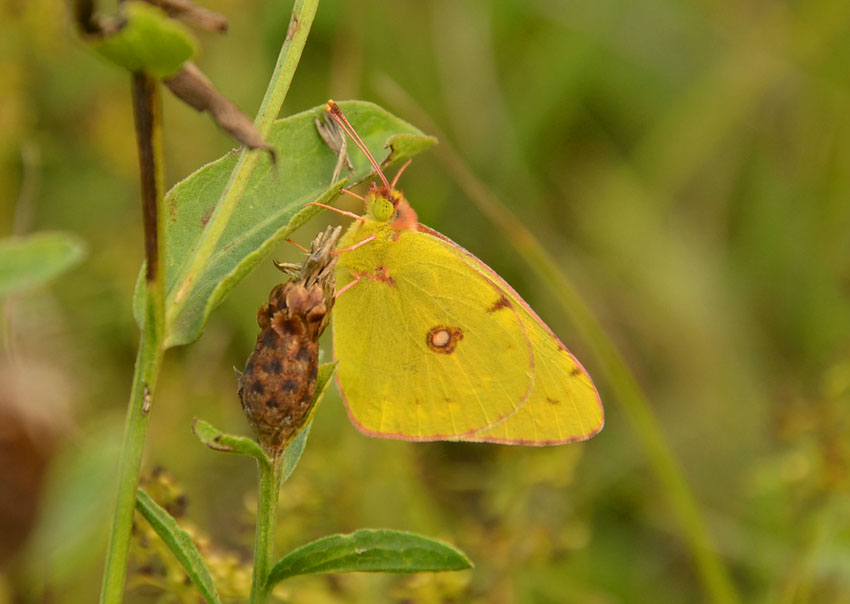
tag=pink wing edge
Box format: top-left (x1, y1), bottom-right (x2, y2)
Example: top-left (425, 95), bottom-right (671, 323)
top-left (332, 223), bottom-right (605, 446)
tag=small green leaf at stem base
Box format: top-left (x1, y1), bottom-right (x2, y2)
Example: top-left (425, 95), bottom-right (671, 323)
top-left (135, 488), bottom-right (222, 604)
top-left (266, 529), bottom-right (473, 587)
top-left (191, 419), bottom-right (271, 467)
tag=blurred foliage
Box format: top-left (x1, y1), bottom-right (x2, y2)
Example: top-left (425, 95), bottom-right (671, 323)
top-left (1, 0), bottom-right (850, 602)
top-left (0, 231), bottom-right (86, 298)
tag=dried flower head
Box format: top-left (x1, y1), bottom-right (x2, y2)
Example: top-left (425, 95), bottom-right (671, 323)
top-left (237, 226), bottom-right (341, 454)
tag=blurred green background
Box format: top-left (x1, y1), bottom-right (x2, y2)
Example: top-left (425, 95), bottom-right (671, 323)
top-left (2, 0), bottom-right (850, 602)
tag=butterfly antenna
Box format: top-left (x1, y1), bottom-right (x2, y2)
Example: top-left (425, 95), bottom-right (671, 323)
top-left (326, 100), bottom-right (391, 190)
top-left (391, 159), bottom-right (412, 189)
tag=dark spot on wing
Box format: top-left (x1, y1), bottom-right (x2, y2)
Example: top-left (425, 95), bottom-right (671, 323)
top-left (487, 294), bottom-right (513, 313)
top-left (252, 381), bottom-right (265, 394)
top-left (569, 367), bottom-right (582, 377)
top-left (295, 345), bottom-right (312, 362)
top-left (281, 379), bottom-right (299, 394)
top-left (546, 397), bottom-right (560, 405)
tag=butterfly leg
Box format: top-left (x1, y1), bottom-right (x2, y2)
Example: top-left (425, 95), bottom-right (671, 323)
top-left (339, 188), bottom-right (366, 202)
top-left (273, 239), bottom-right (311, 274)
top-left (335, 272), bottom-right (362, 298)
top-left (308, 202), bottom-right (365, 223)
top-left (334, 234), bottom-right (377, 255)
top-left (283, 238), bottom-right (309, 253)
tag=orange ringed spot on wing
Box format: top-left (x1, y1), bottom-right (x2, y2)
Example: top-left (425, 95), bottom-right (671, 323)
top-left (426, 325), bottom-right (463, 354)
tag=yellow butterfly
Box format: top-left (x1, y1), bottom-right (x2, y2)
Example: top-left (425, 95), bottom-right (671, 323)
top-left (323, 101), bottom-right (603, 445)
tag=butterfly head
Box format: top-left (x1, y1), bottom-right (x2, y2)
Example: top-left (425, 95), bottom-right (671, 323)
top-left (326, 100), bottom-right (418, 232)
top-left (364, 182), bottom-right (418, 231)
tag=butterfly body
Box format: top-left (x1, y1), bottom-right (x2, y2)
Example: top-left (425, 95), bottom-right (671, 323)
top-left (332, 184), bottom-right (604, 445)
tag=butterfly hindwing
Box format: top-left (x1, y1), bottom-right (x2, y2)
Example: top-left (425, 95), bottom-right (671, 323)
top-left (470, 316), bottom-right (603, 444)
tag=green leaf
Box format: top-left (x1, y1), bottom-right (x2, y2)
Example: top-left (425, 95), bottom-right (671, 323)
top-left (136, 101), bottom-right (435, 348)
top-left (135, 488), bottom-right (222, 604)
top-left (279, 362), bottom-right (337, 484)
top-left (91, 2), bottom-right (197, 78)
top-left (191, 418), bottom-right (271, 467)
top-left (266, 529), bottom-right (473, 586)
top-left (0, 232), bottom-right (86, 299)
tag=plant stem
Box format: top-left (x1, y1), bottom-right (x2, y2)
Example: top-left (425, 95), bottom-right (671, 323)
top-left (376, 78), bottom-right (740, 604)
top-left (167, 0), bottom-right (321, 332)
top-left (99, 309), bottom-right (164, 602)
top-left (100, 72), bottom-right (167, 603)
top-left (100, 0), bottom-right (320, 596)
top-left (250, 455), bottom-right (283, 604)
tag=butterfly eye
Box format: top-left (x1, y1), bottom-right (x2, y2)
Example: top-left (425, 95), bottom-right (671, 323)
top-left (371, 197), bottom-right (394, 222)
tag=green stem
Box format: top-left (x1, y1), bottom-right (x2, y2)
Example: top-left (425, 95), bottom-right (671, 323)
top-left (250, 455), bottom-right (283, 604)
top-left (167, 0), bottom-right (321, 330)
top-left (100, 72), bottom-right (167, 603)
top-left (99, 310), bottom-right (164, 602)
top-left (376, 79), bottom-right (739, 604)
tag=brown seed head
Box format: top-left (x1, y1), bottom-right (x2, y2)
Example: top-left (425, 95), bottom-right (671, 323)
top-left (239, 226), bottom-right (341, 453)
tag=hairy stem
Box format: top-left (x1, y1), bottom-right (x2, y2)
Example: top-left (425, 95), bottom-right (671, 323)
top-left (166, 0), bottom-right (321, 336)
top-left (100, 72), bottom-right (167, 603)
